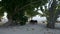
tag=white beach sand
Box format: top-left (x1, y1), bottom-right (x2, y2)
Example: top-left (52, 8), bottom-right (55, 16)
top-left (0, 23), bottom-right (60, 34)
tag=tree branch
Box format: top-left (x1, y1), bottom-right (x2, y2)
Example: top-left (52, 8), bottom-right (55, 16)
top-left (17, 0), bottom-right (41, 11)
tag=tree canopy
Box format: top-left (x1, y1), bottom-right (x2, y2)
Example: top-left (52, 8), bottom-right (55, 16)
top-left (0, 0), bottom-right (48, 25)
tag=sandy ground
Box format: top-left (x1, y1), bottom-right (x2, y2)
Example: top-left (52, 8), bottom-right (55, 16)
top-left (0, 23), bottom-right (60, 34)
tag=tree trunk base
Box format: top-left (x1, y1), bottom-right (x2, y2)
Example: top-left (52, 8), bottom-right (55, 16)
top-left (47, 23), bottom-right (55, 29)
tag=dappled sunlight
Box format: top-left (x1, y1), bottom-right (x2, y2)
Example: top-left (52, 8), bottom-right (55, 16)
top-left (57, 17), bottom-right (60, 21)
top-left (28, 14), bottom-right (60, 24)
top-left (28, 15), bottom-right (47, 24)
top-left (0, 12), bottom-right (8, 25)
top-left (38, 10), bottom-right (43, 14)
top-left (0, 0), bottom-right (1, 1)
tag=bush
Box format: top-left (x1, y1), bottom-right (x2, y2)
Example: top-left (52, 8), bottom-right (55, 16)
top-left (19, 22), bottom-right (25, 25)
top-left (19, 16), bottom-right (28, 25)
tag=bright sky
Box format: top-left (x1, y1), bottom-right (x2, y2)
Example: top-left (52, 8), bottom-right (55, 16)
top-left (0, 0), bottom-right (1, 1)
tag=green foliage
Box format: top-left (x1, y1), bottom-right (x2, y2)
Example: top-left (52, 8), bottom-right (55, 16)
top-left (19, 16), bottom-right (28, 25)
top-left (0, 0), bottom-right (48, 25)
top-left (25, 9), bottom-right (39, 18)
top-left (0, 7), bottom-right (5, 18)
